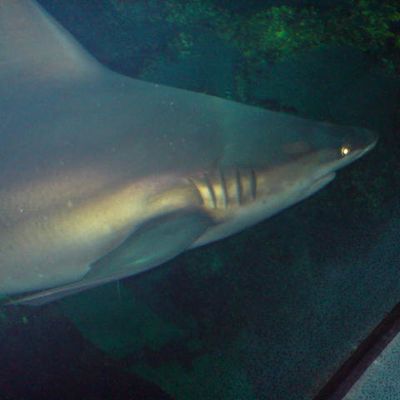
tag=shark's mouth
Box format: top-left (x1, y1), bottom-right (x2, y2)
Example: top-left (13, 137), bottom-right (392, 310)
top-left (308, 172), bottom-right (336, 194)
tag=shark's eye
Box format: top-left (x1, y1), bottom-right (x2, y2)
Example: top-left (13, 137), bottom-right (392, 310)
top-left (340, 145), bottom-right (351, 157)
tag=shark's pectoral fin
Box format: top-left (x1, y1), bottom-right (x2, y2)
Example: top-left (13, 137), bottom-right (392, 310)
top-left (88, 208), bottom-right (213, 281)
top-left (9, 209), bottom-right (213, 306)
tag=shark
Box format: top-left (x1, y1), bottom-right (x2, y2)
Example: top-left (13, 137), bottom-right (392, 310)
top-left (0, 0), bottom-right (377, 305)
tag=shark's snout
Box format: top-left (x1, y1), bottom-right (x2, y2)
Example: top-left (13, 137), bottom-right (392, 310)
top-left (337, 126), bottom-right (378, 169)
top-left (350, 127), bottom-right (378, 158)
top-left (313, 124), bottom-right (378, 175)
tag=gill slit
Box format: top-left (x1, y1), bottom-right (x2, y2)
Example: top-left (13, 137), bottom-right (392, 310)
top-left (235, 168), bottom-right (243, 205)
top-left (250, 168), bottom-right (257, 200)
top-left (218, 168), bottom-right (228, 209)
top-left (204, 174), bottom-right (217, 209)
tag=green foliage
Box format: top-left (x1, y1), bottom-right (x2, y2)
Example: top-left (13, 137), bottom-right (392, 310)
top-left (105, 0), bottom-right (398, 76)
top-left (163, 0), bottom-right (232, 58)
top-left (163, 0), bottom-right (399, 73)
top-left (237, 6), bottom-right (324, 60)
top-left (232, 1), bottom-right (399, 72)
top-left (164, 0), bottom-right (224, 27)
top-left (326, 0), bottom-right (400, 52)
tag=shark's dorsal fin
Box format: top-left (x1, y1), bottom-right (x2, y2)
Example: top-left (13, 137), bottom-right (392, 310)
top-left (0, 0), bottom-right (104, 85)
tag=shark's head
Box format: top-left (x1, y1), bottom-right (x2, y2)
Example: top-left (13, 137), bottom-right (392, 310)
top-left (274, 122), bottom-right (378, 200)
top-left (190, 118), bottom-right (378, 247)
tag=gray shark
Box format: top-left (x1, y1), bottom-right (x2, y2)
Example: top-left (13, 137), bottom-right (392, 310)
top-left (0, 0), bottom-right (377, 305)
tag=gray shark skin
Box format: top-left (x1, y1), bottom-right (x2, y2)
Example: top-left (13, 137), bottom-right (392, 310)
top-left (0, 0), bottom-right (377, 305)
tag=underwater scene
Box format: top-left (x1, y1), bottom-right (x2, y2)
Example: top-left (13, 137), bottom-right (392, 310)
top-left (0, 0), bottom-right (399, 399)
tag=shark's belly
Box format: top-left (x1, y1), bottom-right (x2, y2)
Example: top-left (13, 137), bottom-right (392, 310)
top-left (0, 212), bottom-right (118, 294)
top-left (0, 181), bottom-right (150, 295)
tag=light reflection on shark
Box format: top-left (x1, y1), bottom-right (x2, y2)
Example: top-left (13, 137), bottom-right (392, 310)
top-left (0, 0), bottom-right (377, 305)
